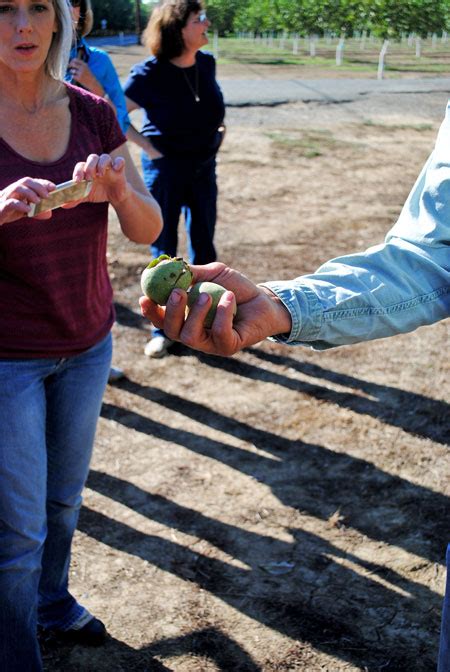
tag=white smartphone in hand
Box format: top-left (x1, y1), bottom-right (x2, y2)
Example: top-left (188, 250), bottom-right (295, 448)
top-left (28, 179), bottom-right (92, 217)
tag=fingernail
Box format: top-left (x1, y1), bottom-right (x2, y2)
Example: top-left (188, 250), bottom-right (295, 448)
top-left (170, 289), bottom-right (182, 305)
top-left (198, 293), bottom-right (209, 305)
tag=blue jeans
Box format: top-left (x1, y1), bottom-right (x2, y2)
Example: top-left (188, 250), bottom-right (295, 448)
top-left (142, 153), bottom-right (218, 338)
top-left (438, 544), bottom-right (450, 672)
top-left (0, 333), bottom-right (112, 672)
top-left (142, 153), bottom-right (218, 265)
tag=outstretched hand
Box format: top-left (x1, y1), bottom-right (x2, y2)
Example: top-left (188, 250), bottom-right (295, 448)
top-left (139, 262), bottom-right (292, 356)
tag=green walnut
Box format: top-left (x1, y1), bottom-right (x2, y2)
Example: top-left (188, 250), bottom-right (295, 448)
top-left (141, 255), bottom-right (193, 305)
top-left (187, 281), bottom-right (237, 328)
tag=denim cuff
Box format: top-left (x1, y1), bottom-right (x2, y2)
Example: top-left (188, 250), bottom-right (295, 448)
top-left (259, 281), bottom-right (322, 344)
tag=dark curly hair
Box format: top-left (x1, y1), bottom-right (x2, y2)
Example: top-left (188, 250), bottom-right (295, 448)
top-left (143, 0), bottom-right (204, 60)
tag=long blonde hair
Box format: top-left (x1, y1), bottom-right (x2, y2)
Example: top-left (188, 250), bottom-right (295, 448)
top-left (46, 0), bottom-right (74, 79)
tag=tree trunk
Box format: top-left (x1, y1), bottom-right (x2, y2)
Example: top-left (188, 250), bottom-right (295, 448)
top-left (336, 37), bottom-right (345, 66)
top-left (377, 39), bottom-right (389, 80)
top-left (135, 0), bottom-right (142, 45)
top-left (415, 36), bottom-right (421, 58)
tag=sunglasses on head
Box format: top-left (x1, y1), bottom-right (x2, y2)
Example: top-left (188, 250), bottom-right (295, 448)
top-left (71, 0), bottom-right (82, 7)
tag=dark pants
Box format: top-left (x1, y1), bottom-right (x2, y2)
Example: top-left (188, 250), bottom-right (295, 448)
top-left (142, 153), bottom-right (218, 264)
top-left (438, 544), bottom-right (450, 672)
top-left (142, 153), bottom-right (218, 337)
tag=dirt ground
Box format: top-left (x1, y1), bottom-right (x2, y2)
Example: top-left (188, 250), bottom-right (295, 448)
top-left (43, 52), bottom-right (449, 672)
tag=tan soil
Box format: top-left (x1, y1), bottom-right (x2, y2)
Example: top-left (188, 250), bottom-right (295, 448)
top-left (43, 50), bottom-right (449, 672)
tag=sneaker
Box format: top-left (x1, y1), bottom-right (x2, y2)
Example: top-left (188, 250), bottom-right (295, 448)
top-left (38, 615), bottom-right (107, 648)
top-left (144, 335), bottom-right (173, 358)
top-left (108, 366), bottom-right (125, 383)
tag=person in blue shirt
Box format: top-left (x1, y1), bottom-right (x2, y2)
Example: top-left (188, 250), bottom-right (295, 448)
top-left (139, 101), bottom-right (450, 671)
top-left (66, 0), bottom-right (131, 382)
top-left (124, 0), bottom-right (225, 359)
top-left (65, 0), bottom-right (130, 135)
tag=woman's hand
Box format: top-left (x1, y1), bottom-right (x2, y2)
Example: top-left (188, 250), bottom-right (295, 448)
top-left (0, 178), bottom-right (56, 225)
top-left (0, 156), bottom-right (129, 224)
top-left (69, 146), bottom-right (162, 244)
top-left (69, 58), bottom-right (105, 97)
top-left (69, 153), bottom-right (131, 209)
top-left (139, 262), bottom-right (293, 356)
top-left (124, 123), bottom-right (164, 160)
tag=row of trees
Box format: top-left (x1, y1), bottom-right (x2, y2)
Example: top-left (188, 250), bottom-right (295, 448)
top-left (206, 0), bottom-right (450, 40)
top-left (89, 0), bottom-right (449, 40)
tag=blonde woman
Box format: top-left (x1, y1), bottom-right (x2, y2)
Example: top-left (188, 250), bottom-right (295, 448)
top-left (0, 2), bottom-right (161, 669)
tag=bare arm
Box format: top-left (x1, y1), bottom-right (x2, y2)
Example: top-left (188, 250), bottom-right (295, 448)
top-left (110, 143), bottom-right (162, 242)
top-left (71, 144), bottom-right (162, 244)
top-left (125, 96), bottom-right (164, 159)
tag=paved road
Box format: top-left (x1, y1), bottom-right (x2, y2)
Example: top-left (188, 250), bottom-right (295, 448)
top-left (218, 77), bottom-right (450, 107)
top-left (90, 34), bottom-right (450, 108)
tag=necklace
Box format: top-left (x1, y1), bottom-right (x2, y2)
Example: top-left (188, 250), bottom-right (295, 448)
top-left (182, 63), bottom-right (200, 103)
top-left (18, 83), bottom-right (60, 114)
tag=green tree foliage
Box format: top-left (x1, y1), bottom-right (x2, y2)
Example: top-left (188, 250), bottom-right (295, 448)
top-left (234, 0), bottom-right (284, 34)
top-left (206, 0), bottom-right (248, 35)
top-left (89, 0), bottom-right (450, 37)
top-left (406, 0), bottom-right (449, 38)
top-left (324, 0), bottom-right (371, 37)
top-left (367, 0), bottom-right (449, 40)
top-left (205, 0), bottom-right (450, 37)
top-left (90, 0), bottom-right (150, 32)
top-left (293, 0), bottom-right (327, 37)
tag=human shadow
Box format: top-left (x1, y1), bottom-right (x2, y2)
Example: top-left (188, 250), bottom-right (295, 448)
top-left (48, 626), bottom-right (261, 672)
top-left (102, 382), bottom-right (449, 565)
top-left (113, 302), bottom-right (147, 330)
top-left (246, 346), bottom-right (449, 445)
top-left (167, 344), bottom-right (449, 446)
top-left (78, 497), bottom-right (440, 671)
top-left (116, 627), bottom-right (261, 671)
top-left (87, 468), bottom-right (442, 609)
top-left (93, 355), bottom-right (447, 670)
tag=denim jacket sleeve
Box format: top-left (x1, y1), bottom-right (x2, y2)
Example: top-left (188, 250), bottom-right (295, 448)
top-left (261, 103), bottom-right (450, 350)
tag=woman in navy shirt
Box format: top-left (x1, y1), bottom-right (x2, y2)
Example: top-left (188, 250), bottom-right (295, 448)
top-left (124, 0), bottom-right (225, 358)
